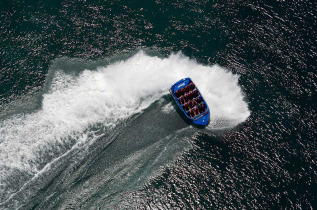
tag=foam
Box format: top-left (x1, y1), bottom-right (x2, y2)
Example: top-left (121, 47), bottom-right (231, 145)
top-left (0, 51), bottom-right (250, 200)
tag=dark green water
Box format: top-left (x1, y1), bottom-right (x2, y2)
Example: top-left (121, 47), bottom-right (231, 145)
top-left (0, 0), bottom-right (316, 209)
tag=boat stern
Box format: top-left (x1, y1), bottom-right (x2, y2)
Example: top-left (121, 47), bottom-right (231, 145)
top-left (192, 112), bottom-right (210, 126)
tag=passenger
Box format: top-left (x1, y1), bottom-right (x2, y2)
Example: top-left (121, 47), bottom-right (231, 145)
top-left (183, 103), bottom-right (189, 111)
top-left (190, 82), bottom-right (195, 90)
top-left (179, 96), bottom-right (185, 105)
top-left (180, 88), bottom-right (185, 95)
top-left (196, 97), bottom-right (202, 104)
top-left (190, 100), bottom-right (197, 108)
top-left (191, 99), bottom-right (197, 107)
top-left (185, 92), bottom-right (190, 100)
top-left (185, 85), bottom-right (190, 93)
top-left (186, 100), bottom-right (190, 108)
top-left (188, 91), bottom-right (194, 100)
top-left (194, 107), bottom-right (200, 116)
top-left (193, 89), bottom-right (199, 98)
top-left (184, 92), bottom-right (189, 101)
top-left (189, 110), bottom-right (194, 118)
top-left (199, 104), bottom-right (206, 113)
top-left (175, 90), bottom-right (181, 98)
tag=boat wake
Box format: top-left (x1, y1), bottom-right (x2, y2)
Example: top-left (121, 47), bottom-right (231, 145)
top-left (0, 51), bottom-right (250, 208)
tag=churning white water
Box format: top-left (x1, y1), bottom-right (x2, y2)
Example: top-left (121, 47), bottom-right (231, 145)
top-left (0, 51), bottom-right (250, 202)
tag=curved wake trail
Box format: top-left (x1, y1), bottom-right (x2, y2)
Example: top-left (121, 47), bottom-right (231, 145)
top-left (0, 51), bottom-right (250, 206)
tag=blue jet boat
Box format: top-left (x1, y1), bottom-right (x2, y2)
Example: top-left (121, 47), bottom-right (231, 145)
top-left (170, 78), bottom-right (210, 126)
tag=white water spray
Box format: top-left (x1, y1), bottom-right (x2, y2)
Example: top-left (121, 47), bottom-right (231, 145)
top-left (0, 51), bottom-right (250, 200)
